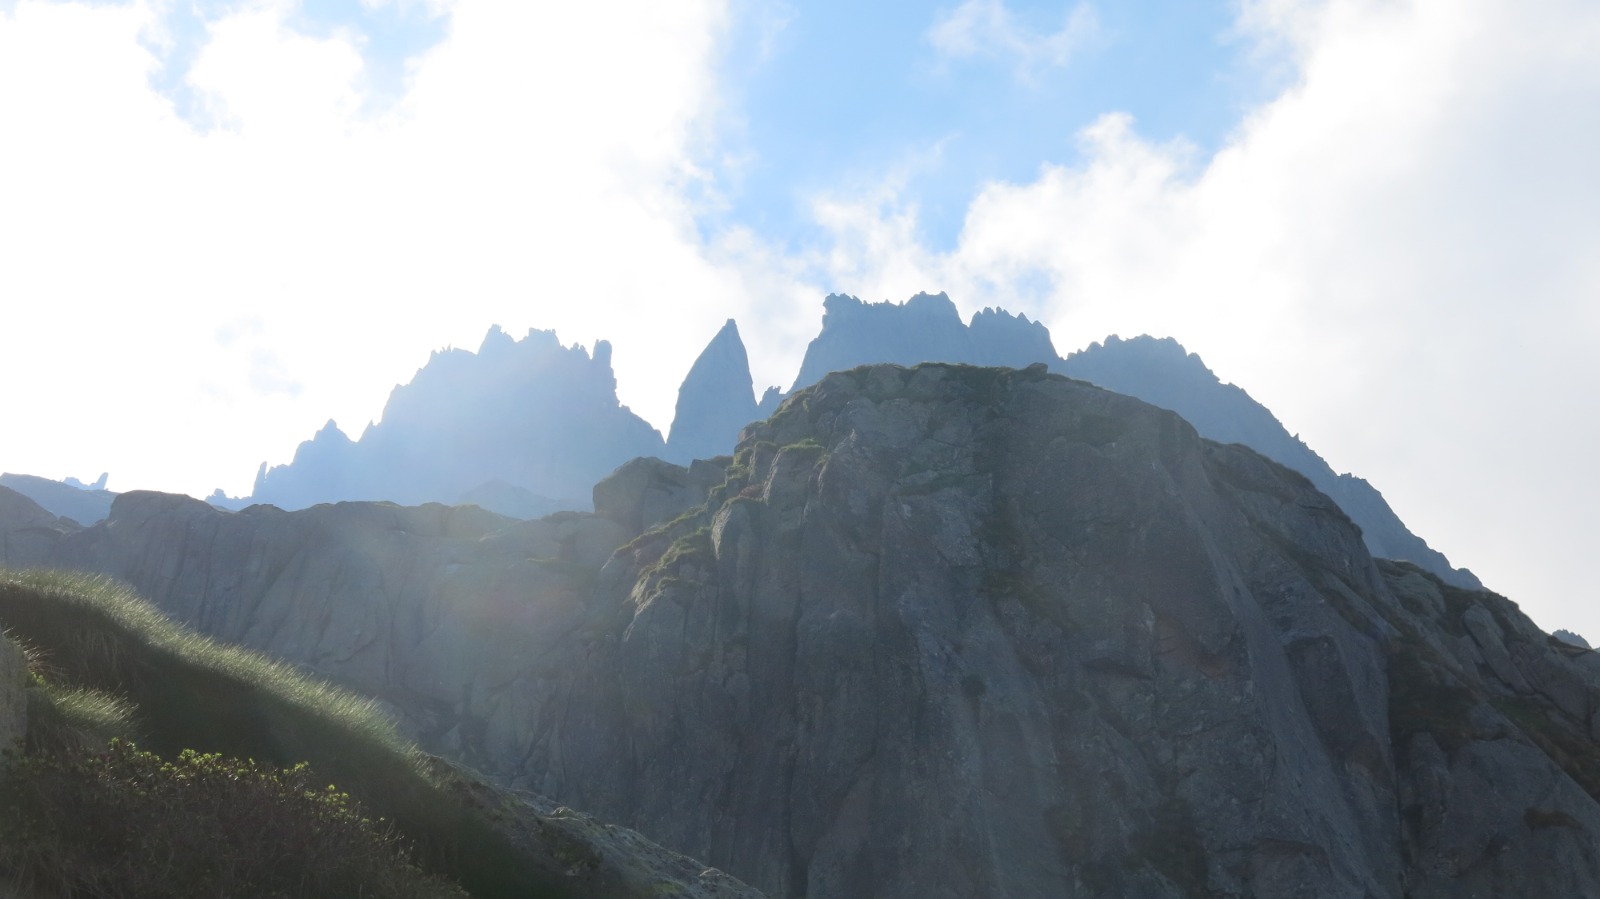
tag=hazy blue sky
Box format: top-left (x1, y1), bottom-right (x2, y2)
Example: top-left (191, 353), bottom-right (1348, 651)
top-left (1, 0), bottom-right (1598, 639)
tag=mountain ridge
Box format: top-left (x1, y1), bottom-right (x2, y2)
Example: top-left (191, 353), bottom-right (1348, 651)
top-left (179, 291), bottom-right (1477, 591)
top-left (3, 362), bottom-right (1594, 898)
top-left (667, 293), bottom-right (1477, 588)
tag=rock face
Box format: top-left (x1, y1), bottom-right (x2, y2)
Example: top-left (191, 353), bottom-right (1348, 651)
top-left (594, 457), bottom-right (728, 536)
top-left (237, 326), bottom-right (666, 512)
top-left (12, 364), bottom-right (1595, 899)
top-left (0, 489), bottom-right (634, 766)
top-left (524, 363), bottom-right (1597, 898)
top-left (1375, 560), bottom-right (1600, 898)
top-left (0, 486), bottom-right (80, 567)
top-left (1, 466), bottom-right (729, 774)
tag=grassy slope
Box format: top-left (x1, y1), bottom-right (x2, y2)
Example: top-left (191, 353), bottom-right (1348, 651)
top-left (0, 568), bottom-right (565, 899)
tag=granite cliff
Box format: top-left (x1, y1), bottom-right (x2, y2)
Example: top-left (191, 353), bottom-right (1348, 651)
top-left (5, 364), bottom-right (1596, 898)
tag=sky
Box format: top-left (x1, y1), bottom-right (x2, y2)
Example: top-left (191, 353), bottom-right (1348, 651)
top-left (1, 0), bottom-right (1597, 638)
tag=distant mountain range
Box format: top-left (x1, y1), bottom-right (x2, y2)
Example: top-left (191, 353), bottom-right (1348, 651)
top-left (0, 472), bottom-right (116, 527)
top-left (19, 292), bottom-right (1475, 588)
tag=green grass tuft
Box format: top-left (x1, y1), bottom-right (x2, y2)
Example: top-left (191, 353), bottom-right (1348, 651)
top-left (25, 683), bottom-right (137, 753)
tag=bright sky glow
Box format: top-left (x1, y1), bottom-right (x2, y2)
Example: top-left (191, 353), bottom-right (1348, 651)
top-left (2, 0), bottom-right (1597, 639)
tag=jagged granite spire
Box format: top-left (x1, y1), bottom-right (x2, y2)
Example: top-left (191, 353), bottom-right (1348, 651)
top-left (665, 319), bottom-right (759, 465)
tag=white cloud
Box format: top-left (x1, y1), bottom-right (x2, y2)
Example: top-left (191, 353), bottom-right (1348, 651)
top-left (0, 0), bottom-right (754, 496)
top-left (927, 0), bottom-right (1099, 80)
top-left (819, 0), bottom-right (1600, 639)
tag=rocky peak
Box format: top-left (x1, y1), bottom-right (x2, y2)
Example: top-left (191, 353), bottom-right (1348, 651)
top-left (790, 292), bottom-right (975, 391)
top-left (666, 320), bottom-right (760, 465)
top-left (966, 306), bottom-right (1059, 367)
top-left (244, 327), bottom-right (665, 512)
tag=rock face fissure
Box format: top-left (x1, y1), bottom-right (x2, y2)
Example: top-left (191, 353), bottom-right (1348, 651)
top-left (3, 364), bottom-right (1596, 899)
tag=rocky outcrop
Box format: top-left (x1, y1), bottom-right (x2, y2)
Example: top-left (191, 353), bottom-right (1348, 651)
top-left (422, 757), bottom-right (767, 899)
top-left (1376, 560), bottom-right (1600, 897)
top-left (1555, 628), bottom-right (1592, 649)
top-left (237, 326), bottom-right (666, 511)
top-left (594, 457), bottom-right (726, 537)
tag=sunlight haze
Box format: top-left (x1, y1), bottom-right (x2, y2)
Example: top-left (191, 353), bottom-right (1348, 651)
top-left (2, 0), bottom-right (1597, 639)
